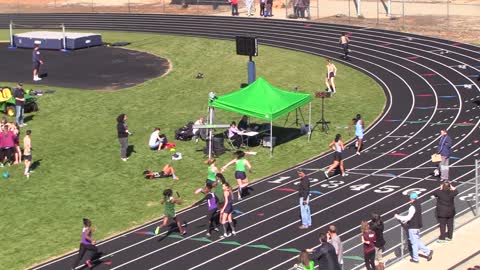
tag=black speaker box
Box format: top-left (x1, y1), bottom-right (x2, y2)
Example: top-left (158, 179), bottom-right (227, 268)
top-left (236, 36), bottom-right (258, 56)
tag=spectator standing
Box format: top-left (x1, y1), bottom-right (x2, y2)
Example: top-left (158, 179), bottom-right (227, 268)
top-left (325, 59), bottom-right (337, 93)
top-left (433, 181), bottom-right (458, 243)
top-left (14, 82), bottom-right (26, 127)
top-left (296, 0), bottom-right (306, 18)
top-left (23, 130), bottom-right (32, 178)
top-left (369, 213), bottom-right (386, 270)
top-left (304, 0), bottom-right (310, 18)
top-left (32, 45), bottom-right (44, 81)
top-left (260, 0), bottom-right (266, 16)
top-left (306, 233), bottom-right (341, 270)
top-left (437, 129), bottom-right (452, 181)
top-left (116, 114), bottom-right (130, 161)
top-left (395, 192), bottom-right (434, 263)
top-left (339, 33), bottom-right (351, 60)
top-left (0, 126), bottom-right (16, 166)
top-left (327, 225), bottom-right (344, 269)
top-left (265, 0), bottom-right (273, 17)
top-left (297, 169), bottom-right (311, 229)
top-left (229, 0), bottom-right (239, 16)
top-left (361, 221), bottom-right (376, 270)
top-left (71, 218), bottom-right (98, 269)
top-left (245, 0), bottom-right (254, 16)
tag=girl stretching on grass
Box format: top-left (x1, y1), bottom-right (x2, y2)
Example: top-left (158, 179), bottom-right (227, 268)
top-left (222, 150), bottom-right (252, 201)
top-left (220, 182), bottom-right (236, 237)
top-left (154, 189), bottom-right (186, 235)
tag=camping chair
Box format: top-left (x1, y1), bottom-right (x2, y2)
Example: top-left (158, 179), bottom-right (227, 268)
top-left (223, 130), bottom-right (239, 151)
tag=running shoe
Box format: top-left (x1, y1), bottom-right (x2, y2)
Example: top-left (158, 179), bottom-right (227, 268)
top-left (206, 232), bottom-right (211, 237)
top-left (342, 173), bottom-right (349, 177)
top-left (85, 260), bottom-right (93, 269)
top-left (231, 230), bottom-right (236, 236)
top-left (154, 226), bottom-right (160, 235)
top-left (181, 230), bottom-right (187, 236)
top-left (214, 227), bottom-right (220, 232)
top-left (324, 171), bottom-right (329, 179)
top-left (223, 233), bottom-right (231, 238)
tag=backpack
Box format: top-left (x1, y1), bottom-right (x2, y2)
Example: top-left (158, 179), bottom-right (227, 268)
top-left (175, 122), bottom-right (194, 141)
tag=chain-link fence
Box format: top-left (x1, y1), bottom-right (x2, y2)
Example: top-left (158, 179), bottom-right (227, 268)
top-left (0, 0), bottom-right (479, 40)
top-left (340, 159), bottom-right (480, 269)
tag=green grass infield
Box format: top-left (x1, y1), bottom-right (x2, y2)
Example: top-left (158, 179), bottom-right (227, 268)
top-left (0, 30), bottom-right (385, 269)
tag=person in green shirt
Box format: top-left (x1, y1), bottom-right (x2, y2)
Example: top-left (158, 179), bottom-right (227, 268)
top-left (195, 159), bottom-right (221, 194)
top-left (292, 250), bottom-right (314, 270)
top-left (154, 189), bottom-right (186, 236)
top-left (222, 150), bottom-right (252, 200)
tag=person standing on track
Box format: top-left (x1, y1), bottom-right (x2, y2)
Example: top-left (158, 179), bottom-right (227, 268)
top-left (154, 189), bottom-right (186, 236)
top-left (193, 185), bottom-right (220, 237)
top-left (327, 225), bottom-right (344, 269)
top-left (339, 33), bottom-right (350, 60)
top-left (297, 169), bottom-right (311, 229)
top-left (71, 218), bottom-right (98, 270)
top-left (32, 44), bottom-right (44, 81)
top-left (353, 114), bottom-right (364, 155)
top-left (325, 59), bottom-right (337, 93)
top-left (220, 182), bottom-right (237, 237)
top-left (222, 150), bottom-right (252, 201)
top-left (324, 134), bottom-right (348, 179)
top-left (436, 129), bottom-right (452, 181)
top-left (395, 192), bottom-right (434, 263)
top-left (306, 232), bottom-right (341, 270)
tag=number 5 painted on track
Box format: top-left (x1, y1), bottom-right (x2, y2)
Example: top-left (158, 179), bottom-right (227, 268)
top-left (374, 185), bottom-right (400, 193)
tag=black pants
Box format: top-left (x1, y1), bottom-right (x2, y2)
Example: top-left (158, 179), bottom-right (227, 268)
top-left (364, 251), bottom-right (375, 270)
top-left (342, 43), bottom-right (349, 58)
top-left (118, 137), bottom-right (128, 158)
top-left (206, 209), bottom-right (219, 233)
top-left (260, 3), bottom-right (265, 15)
top-left (438, 216), bottom-right (454, 240)
top-left (0, 147), bottom-right (13, 163)
top-left (72, 243), bottom-right (98, 268)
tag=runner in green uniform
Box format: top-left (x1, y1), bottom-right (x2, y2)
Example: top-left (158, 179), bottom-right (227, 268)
top-left (222, 150), bottom-right (252, 200)
top-left (154, 189), bottom-right (186, 235)
top-left (195, 159), bottom-right (221, 194)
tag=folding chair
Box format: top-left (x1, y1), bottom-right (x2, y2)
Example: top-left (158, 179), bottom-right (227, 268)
top-left (223, 131), bottom-right (239, 151)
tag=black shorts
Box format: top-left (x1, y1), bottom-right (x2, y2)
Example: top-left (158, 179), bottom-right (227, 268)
top-left (327, 72), bottom-right (335, 79)
top-left (235, 171), bottom-right (247, 180)
top-left (205, 179), bottom-right (215, 187)
top-left (333, 151), bottom-right (343, 161)
top-left (24, 155), bottom-right (32, 161)
top-left (207, 208), bottom-right (217, 221)
top-left (33, 62), bottom-right (40, 70)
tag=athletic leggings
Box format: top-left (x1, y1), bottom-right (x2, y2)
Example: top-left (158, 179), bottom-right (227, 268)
top-left (72, 243), bottom-right (98, 268)
top-left (364, 251), bottom-right (376, 270)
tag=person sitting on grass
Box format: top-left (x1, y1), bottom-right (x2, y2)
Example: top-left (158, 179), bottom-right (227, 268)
top-left (148, 128), bottom-right (167, 151)
top-left (143, 164), bottom-right (179, 180)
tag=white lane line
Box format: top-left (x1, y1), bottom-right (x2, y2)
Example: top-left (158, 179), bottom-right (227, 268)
top-left (229, 148), bottom-right (479, 270)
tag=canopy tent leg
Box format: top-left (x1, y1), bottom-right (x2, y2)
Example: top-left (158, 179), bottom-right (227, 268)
top-left (308, 102), bottom-right (312, 141)
top-left (270, 120), bottom-right (273, 158)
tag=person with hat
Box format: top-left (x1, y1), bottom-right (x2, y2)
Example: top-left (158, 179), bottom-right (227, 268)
top-left (32, 45), bottom-right (43, 81)
top-left (13, 83), bottom-right (26, 127)
top-left (395, 192), bottom-right (433, 263)
top-left (297, 169), bottom-right (311, 229)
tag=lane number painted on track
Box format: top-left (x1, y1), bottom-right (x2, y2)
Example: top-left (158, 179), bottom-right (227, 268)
top-left (374, 185), bottom-right (401, 193)
top-left (321, 180), bottom-right (344, 188)
top-left (268, 176), bottom-right (290, 184)
top-left (459, 193), bottom-right (480, 202)
top-left (293, 178), bottom-right (319, 185)
top-left (402, 188), bottom-right (427, 196)
top-left (350, 184), bottom-right (371, 191)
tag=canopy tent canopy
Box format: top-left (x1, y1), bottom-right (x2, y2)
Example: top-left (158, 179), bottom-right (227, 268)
top-left (209, 77), bottom-right (313, 157)
top-left (211, 77), bottom-right (313, 121)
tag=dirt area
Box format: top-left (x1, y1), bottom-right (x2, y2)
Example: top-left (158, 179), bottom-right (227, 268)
top-left (0, 0), bottom-right (478, 44)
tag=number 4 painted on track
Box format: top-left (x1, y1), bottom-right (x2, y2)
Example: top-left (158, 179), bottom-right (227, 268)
top-left (350, 184), bottom-right (371, 191)
top-left (268, 176), bottom-right (290, 184)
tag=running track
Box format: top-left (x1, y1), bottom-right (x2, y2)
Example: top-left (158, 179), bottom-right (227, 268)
top-left (4, 14), bottom-right (479, 270)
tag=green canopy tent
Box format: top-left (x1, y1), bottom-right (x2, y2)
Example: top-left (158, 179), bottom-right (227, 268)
top-left (210, 77), bottom-right (313, 156)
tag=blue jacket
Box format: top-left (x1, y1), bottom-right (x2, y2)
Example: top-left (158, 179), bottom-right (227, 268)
top-left (437, 135), bottom-right (452, 157)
